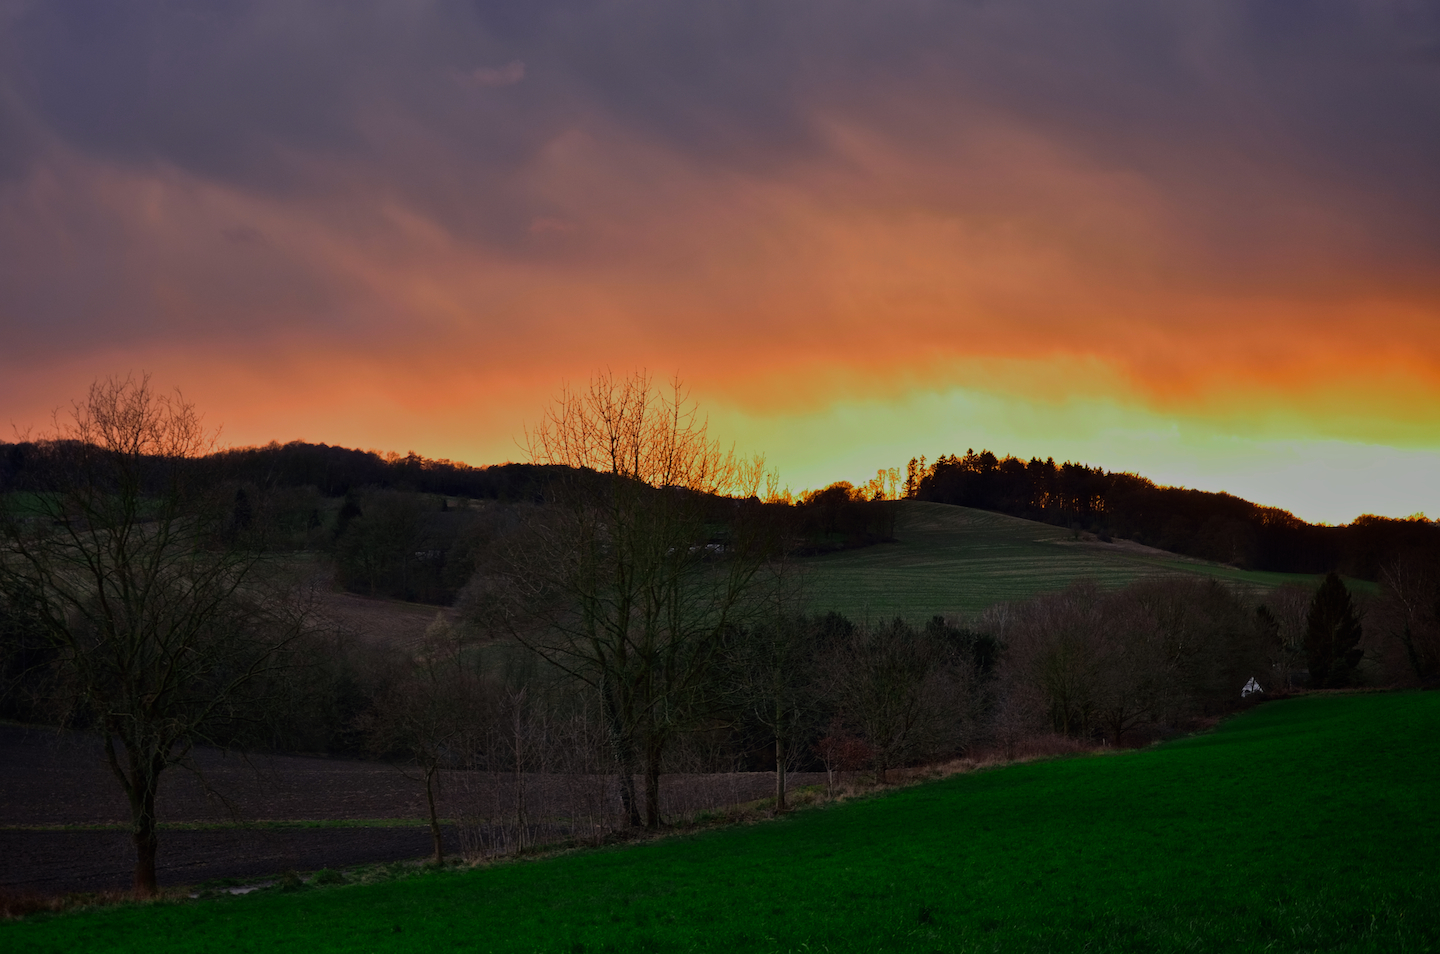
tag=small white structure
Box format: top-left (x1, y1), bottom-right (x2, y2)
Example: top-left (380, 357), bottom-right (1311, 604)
top-left (1241, 677), bottom-right (1264, 698)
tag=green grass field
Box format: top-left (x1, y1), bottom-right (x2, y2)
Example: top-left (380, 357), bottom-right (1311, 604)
top-left (800, 501), bottom-right (1328, 621)
top-left (8, 691), bottom-right (1437, 953)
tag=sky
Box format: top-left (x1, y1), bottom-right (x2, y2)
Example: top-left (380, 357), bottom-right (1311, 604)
top-left (2, 0), bottom-right (1438, 524)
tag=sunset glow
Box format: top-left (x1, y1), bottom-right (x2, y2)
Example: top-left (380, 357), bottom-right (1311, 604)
top-left (3, 1), bottom-right (1438, 523)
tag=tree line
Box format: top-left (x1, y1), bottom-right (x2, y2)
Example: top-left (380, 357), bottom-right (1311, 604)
top-left (2, 442), bottom-right (893, 610)
top-left (905, 449), bottom-right (1440, 579)
top-left (0, 438), bottom-right (565, 502)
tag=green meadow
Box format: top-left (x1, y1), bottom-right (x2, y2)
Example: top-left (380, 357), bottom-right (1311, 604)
top-left (8, 691), bottom-right (1437, 953)
top-left (801, 501), bottom-right (1328, 621)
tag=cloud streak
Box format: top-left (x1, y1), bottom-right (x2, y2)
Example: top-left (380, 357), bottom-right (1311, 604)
top-left (461, 61), bottom-right (525, 88)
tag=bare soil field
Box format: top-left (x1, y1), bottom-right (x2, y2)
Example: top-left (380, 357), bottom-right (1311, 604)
top-left (0, 725), bottom-right (821, 895)
top-left (2, 827), bottom-right (460, 896)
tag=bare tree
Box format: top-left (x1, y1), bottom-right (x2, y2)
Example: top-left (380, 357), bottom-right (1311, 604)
top-left (815, 714), bottom-right (871, 795)
top-left (1375, 556), bottom-right (1440, 686)
top-left (822, 619), bottom-right (955, 783)
top-left (1258, 584), bottom-right (1312, 691)
top-left (1090, 595), bottom-right (1174, 746)
top-left (722, 547), bottom-right (812, 813)
top-left (1003, 584), bottom-right (1105, 738)
top-left (989, 684), bottom-right (1044, 761)
top-left (468, 371), bottom-right (772, 828)
top-left (727, 615), bottom-right (817, 812)
top-left (0, 376), bottom-right (309, 895)
top-left (362, 613), bottom-right (485, 864)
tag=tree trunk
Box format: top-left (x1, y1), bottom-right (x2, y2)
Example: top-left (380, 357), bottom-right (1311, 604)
top-left (513, 717), bottom-right (528, 851)
top-left (109, 734), bottom-right (164, 898)
top-left (603, 686), bottom-right (643, 827)
top-left (1400, 622), bottom-right (1427, 683)
top-left (132, 802), bottom-right (159, 897)
top-left (644, 736), bottom-right (663, 829)
top-left (130, 760), bottom-right (162, 897)
top-left (618, 768), bottom-right (641, 827)
top-left (424, 764), bottom-right (444, 865)
top-left (774, 735), bottom-right (787, 814)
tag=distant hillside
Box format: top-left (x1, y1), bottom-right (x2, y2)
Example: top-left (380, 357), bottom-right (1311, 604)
top-left (910, 449), bottom-right (1438, 580)
top-left (801, 500), bottom-right (1322, 621)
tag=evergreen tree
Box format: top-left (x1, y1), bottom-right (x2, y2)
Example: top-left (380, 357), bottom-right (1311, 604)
top-left (1305, 573), bottom-right (1364, 688)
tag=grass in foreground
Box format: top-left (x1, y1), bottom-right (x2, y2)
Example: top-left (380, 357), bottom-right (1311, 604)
top-left (803, 500), bottom-right (1329, 620)
top-left (5, 691), bottom-right (1437, 952)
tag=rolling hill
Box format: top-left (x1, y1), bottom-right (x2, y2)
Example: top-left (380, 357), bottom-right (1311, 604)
top-left (799, 500), bottom-right (1329, 621)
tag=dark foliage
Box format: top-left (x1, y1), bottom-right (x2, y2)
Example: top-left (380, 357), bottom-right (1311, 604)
top-left (1305, 573), bottom-right (1364, 688)
top-left (790, 483), bottom-right (896, 553)
top-left (332, 492), bottom-right (495, 604)
top-left (1370, 554), bottom-right (1440, 687)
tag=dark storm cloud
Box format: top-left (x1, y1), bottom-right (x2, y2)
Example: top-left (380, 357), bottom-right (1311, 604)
top-left (5, 0), bottom-right (1437, 218)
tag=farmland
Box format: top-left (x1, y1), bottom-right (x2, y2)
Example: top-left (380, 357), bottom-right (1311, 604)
top-left (0, 723), bottom-right (815, 896)
top-left (6, 691), bottom-right (1437, 952)
top-left (801, 500), bottom-right (1328, 621)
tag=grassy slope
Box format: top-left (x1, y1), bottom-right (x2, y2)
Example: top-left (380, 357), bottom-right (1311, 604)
top-left (8, 691), bottom-right (1437, 953)
top-left (801, 500), bottom-right (1325, 621)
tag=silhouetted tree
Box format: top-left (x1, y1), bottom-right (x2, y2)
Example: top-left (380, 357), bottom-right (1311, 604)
top-left (1373, 556), bottom-right (1440, 686)
top-left (1305, 573), bottom-right (1364, 688)
top-left (0, 376), bottom-right (310, 896)
top-left (726, 614), bottom-right (817, 813)
top-left (362, 614), bottom-right (484, 864)
top-left (822, 618), bottom-right (956, 782)
top-left (469, 371), bottom-right (771, 828)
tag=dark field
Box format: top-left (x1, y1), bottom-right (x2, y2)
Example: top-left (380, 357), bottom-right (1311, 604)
top-left (0, 725), bottom-right (821, 895)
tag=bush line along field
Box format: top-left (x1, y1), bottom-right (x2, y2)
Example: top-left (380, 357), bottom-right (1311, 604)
top-left (8, 691), bottom-right (1437, 953)
top-left (800, 500), bottom-right (1329, 622)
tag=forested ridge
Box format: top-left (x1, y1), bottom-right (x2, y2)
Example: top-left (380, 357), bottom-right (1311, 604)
top-left (0, 438), bottom-right (894, 606)
top-left (6, 438), bottom-right (1435, 582)
top-left (908, 449), bottom-right (1439, 580)
top-left (0, 438), bottom-right (563, 501)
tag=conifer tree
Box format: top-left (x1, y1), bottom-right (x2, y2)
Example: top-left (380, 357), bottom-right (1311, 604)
top-left (1305, 573), bottom-right (1364, 688)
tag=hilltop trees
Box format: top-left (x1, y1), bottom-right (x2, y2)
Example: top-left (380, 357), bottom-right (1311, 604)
top-left (910, 448), bottom-right (1440, 577)
top-left (0, 376), bottom-right (312, 895)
